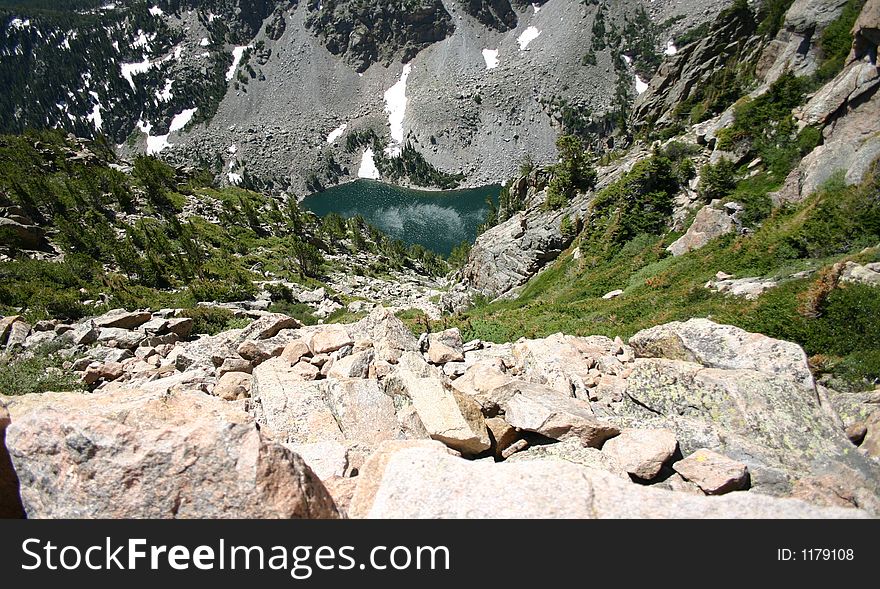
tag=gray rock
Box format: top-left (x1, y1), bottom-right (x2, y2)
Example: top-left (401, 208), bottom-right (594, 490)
top-left (285, 441), bottom-right (350, 480)
top-left (5, 320), bottom-right (30, 350)
top-left (496, 381), bottom-right (619, 448)
top-left (327, 349), bottom-right (374, 379)
top-left (673, 448), bottom-right (750, 495)
top-left (310, 325), bottom-right (354, 355)
top-left (667, 205), bottom-right (735, 257)
top-left (23, 330), bottom-right (56, 349)
top-left (0, 217), bottom-right (47, 250)
top-left (706, 276), bottom-right (778, 300)
top-left (427, 328), bottom-right (465, 364)
top-left (164, 317), bottom-right (194, 339)
top-left (218, 356), bottom-right (253, 376)
top-left (0, 316), bottom-right (20, 346)
top-left (628, 318), bottom-right (815, 391)
top-left (213, 371), bottom-right (252, 401)
top-left (325, 379), bottom-right (401, 445)
top-left (347, 308), bottom-right (419, 365)
top-left (840, 261), bottom-right (880, 287)
top-left (620, 358), bottom-right (880, 508)
top-left (385, 369), bottom-right (490, 455)
top-left (68, 321), bottom-right (99, 346)
top-left (97, 328), bottom-right (146, 350)
top-left (602, 428), bottom-right (679, 480)
top-left (94, 309), bottom-right (152, 330)
top-left (250, 358), bottom-right (343, 444)
top-left (506, 439), bottom-right (630, 479)
top-left (238, 313), bottom-right (299, 340)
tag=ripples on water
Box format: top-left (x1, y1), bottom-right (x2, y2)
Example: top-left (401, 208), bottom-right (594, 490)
top-left (300, 180), bottom-right (501, 256)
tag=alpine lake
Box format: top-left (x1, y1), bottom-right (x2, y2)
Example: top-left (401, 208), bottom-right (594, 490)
top-left (300, 180), bottom-right (501, 257)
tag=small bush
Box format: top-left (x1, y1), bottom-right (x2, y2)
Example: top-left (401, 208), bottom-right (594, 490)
top-left (545, 135), bottom-right (597, 210)
top-left (180, 307), bottom-right (248, 336)
top-left (268, 300), bottom-right (318, 326)
top-left (699, 159), bottom-right (737, 201)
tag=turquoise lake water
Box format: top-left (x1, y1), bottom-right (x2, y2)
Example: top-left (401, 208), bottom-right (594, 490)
top-left (300, 180), bottom-right (501, 256)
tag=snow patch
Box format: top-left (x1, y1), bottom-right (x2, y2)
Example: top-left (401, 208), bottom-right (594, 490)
top-left (148, 6), bottom-right (164, 17)
top-left (358, 148), bottom-right (380, 180)
top-left (517, 27), bottom-right (541, 50)
top-left (482, 49), bottom-right (499, 70)
top-left (9, 18), bottom-right (30, 29)
top-left (156, 79), bottom-right (173, 102)
top-left (326, 123), bottom-right (347, 144)
top-left (228, 172), bottom-right (242, 185)
top-left (622, 54), bottom-right (632, 65)
top-left (120, 58), bottom-right (152, 89)
top-left (87, 91), bottom-right (102, 130)
top-left (532, 3), bottom-right (541, 13)
top-left (138, 108), bottom-right (197, 155)
top-left (226, 46), bottom-right (247, 82)
top-left (169, 108), bottom-right (197, 134)
top-left (200, 37), bottom-right (209, 47)
top-left (665, 41), bottom-right (678, 56)
top-left (635, 75), bottom-right (649, 94)
top-left (383, 64), bottom-right (411, 156)
top-left (227, 145), bottom-right (237, 154)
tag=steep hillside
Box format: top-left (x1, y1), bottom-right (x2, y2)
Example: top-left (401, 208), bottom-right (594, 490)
top-left (447, 0), bottom-right (880, 392)
top-left (1, 0), bottom-right (732, 193)
top-left (0, 131), bottom-right (449, 325)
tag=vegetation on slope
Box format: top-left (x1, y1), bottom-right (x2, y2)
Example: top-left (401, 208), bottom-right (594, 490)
top-left (0, 130), bottom-right (447, 323)
top-left (442, 168), bottom-right (880, 391)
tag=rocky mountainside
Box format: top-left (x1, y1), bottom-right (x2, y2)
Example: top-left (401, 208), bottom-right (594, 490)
top-left (1, 0), bottom-right (730, 193)
top-left (458, 0), bottom-right (880, 301)
top-left (1, 0), bottom-right (879, 520)
top-left (1, 307), bottom-right (877, 518)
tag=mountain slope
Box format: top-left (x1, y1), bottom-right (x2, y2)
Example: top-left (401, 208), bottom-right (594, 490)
top-left (444, 0), bottom-right (880, 392)
top-left (1, 0), bottom-right (732, 193)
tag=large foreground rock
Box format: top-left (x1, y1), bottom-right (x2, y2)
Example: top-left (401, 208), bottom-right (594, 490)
top-left (352, 447), bottom-right (867, 519)
top-left (620, 358), bottom-right (880, 510)
top-left (4, 389), bottom-right (340, 519)
top-left (325, 379), bottom-right (402, 444)
top-left (386, 370), bottom-right (490, 455)
top-left (0, 402), bottom-right (24, 518)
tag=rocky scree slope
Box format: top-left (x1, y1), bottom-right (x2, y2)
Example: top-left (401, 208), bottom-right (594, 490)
top-left (0, 306), bottom-right (877, 518)
top-left (1, 0), bottom-right (731, 193)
